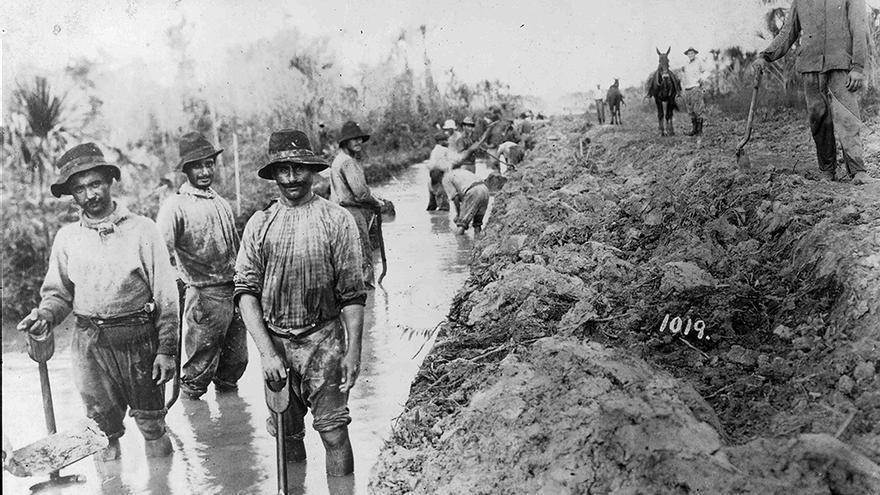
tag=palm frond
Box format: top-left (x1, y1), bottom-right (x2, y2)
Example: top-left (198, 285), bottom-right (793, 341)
top-left (14, 77), bottom-right (66, 138)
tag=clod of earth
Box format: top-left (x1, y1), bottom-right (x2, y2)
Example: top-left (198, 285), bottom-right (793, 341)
top-left (371, 109), bottom-right (880, 494)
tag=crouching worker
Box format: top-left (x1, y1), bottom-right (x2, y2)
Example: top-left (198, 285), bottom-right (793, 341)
top-left (17, 143), bottom-right (179, 461)
top-left (442, 162), bottom-right (491, 236)
top-left (234, 129), bottom-right (366, 476)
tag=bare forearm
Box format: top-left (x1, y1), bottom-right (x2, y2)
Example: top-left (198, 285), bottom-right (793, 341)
top-left (340, 304), bottom-right (364, 358)
top-left (237, 294), bottom-right (277, 357)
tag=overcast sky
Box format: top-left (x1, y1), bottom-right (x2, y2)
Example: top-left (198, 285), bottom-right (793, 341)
top-left (2, 0), bottom-right (878, 112)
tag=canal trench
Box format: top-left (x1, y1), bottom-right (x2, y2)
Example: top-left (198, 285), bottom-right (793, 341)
top-left (1, 159), bottom-right (491, 495)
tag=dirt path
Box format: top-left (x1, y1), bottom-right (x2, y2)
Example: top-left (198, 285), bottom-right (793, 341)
top-left (370, 107), bottom-right (880, 494)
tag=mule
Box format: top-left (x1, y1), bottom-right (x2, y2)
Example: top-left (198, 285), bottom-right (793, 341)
top-left (646, 47), bottom-right (681, 136)
top-left (606, 80), bottom-right (624, 125)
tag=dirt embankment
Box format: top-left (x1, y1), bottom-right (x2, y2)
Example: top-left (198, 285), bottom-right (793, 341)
top-left (370, 108), bottom-right (880, 494)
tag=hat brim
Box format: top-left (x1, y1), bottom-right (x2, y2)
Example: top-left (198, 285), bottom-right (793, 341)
top-left (684, 49), bottom-right (699, 55)
top-left (257, 158), bottom-right (329, 180)
top-left (179, 149), bottom-right (223, 169)
top-left (338, 133), bottom-right (370, 146)
top-left (51, 164), bottom-right (121, 198)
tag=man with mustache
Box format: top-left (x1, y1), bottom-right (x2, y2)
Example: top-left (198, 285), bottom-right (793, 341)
top-left (17, 143), bottom-right (178, 461)
top-left (156, 132), bottom-right (248, 400)
top-left (329, 121), bottom-right (384, 288)
top-left (235, 129), bottom-right (366, 476)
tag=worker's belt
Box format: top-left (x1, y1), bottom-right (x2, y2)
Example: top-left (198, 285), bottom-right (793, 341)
top-left (267, 317), bottom-right (337, 340)
top-left (464, 181), bottom-right (486, 195)
top-left (75, 302), bottom-right (156, 346)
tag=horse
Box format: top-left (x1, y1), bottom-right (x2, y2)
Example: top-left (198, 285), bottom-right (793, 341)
top-left (646, 47), bottom-right (681, 136)
top-left (605, 79), bottom-right (624, 125)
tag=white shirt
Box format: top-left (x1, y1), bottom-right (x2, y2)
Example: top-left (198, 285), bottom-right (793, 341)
top-left (681, 58), bottom-right (707, 89)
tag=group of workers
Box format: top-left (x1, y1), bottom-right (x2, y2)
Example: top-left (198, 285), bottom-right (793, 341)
top-left (16, 121), bottom-right (389, 477)
top-left (425, 109), bottom-right (536, 234)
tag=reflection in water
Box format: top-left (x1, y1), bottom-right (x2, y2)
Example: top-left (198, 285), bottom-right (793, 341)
top-left (2, 162), bottom-right (477, 494)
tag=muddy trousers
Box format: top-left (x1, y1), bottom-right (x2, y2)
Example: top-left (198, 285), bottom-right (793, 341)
top-left (265, 319), bottom-right (352, 440)
top-left (343, 206), bottom-right (375, 287)
top-left (803, 70), bottom-right (865, 175)
top-left (181, 284), bottom-right (249, 398)
top-left (427, 170), bottom-right (450, 211)
top-left (72, 317), bottom-right (168, 441)
top-left (595, 100), bottom-right (605, 124)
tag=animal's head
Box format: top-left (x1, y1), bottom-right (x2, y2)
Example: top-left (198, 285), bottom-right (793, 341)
top-left (656, 47), bottom-right (671, 70)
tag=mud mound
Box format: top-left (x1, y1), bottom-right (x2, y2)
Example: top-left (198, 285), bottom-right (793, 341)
top-left (371, 109), bottom-right (880, 493)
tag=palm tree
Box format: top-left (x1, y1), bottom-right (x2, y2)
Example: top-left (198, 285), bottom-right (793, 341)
top-left (12, 77), bottom-right (70, 203)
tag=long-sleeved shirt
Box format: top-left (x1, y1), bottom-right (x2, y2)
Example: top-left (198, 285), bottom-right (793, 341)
top-left (680, 58), bottom-right (708, 89)
top-left (233, 195), bottom-right (367, 334)
top-left (442, 167), bottom-right (483, 202)
top-left (761, 0), bottom-right (868, 73)
top-left (39, 203), bottom-right (179, 355)
top-left (156, 182), bottom-right (239, 287)
top-left (330, 151), bottom-right (381, 208)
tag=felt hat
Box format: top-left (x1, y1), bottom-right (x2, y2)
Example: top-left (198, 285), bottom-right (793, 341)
top-left (257, 129), bottom-right (328, 180)
top-left (442, 119), bottom-right (457, 130)
top-left (178, 132), bottom-right (223, 169)
top-left (462, 116), bottom-right (475, 126)
top-left (684, 47), bottom-right (699, 55)
top-left (50, 143), bottom-right (120, 198)
top-left (337, 121), bottom-right (370, 146)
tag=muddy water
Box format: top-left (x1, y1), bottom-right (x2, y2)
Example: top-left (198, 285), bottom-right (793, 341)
top-left (1, 161), bottom-right (490, 494)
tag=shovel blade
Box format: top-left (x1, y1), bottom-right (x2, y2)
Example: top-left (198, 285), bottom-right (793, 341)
top-left (5, 419), bottom-right (107, 478)
top-left (265, 375), bottom-right (291, 414)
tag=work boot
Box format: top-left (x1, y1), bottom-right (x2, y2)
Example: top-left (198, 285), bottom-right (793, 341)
top-left (98, 438), bottom-right (121, 462)
top-left (144, 434), bottom-right (173, 458)
top-left (686, 117), bottom-right (697, 136)
top-left (819, 167), bottom-right (836, 182)
top-left (852, 172), bottom-right (876, 185)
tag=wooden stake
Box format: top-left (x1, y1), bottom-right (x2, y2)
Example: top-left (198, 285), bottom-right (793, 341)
top-left (233, 121), bottom-right (241, 216)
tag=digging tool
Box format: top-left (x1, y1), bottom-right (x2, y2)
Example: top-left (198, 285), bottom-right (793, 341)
top-left (375, 206), bottom-right (388, 285)
top-left (265, 374), bottom-right (291, 495)
top-left (4, 328), bottom-right (107, 490)
top-left (735, 67), bottom-right (763, 168)
top-left (165, 281), bottom-right (187, 410)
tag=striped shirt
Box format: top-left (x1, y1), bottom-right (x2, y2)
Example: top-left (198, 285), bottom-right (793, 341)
top-left (233, 194), bottom-right (366, 334)
top-left (156, 182), bottom-right (240, 287)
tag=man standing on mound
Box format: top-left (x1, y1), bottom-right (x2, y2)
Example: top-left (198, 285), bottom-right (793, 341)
top-left (754, 0), bottom-right (873, 184)
top-left (18, 142), bottom-right (178, 461)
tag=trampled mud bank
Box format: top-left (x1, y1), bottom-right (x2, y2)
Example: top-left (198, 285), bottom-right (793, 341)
top-left (370, 110), bottom-right (880, 494)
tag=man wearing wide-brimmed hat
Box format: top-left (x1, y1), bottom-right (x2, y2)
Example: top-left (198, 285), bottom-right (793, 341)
top-left (449, 116), bottom-right (478, 173)
top-left (18, 143), bottom-right (179, 461)
top-left (329, 121), bottom-right (384, 288)
top-left (156, 132), bottom-right (248, 400)
top-left (680, 47), bottom-right (708, 137)
top-left (235, 129), bottom-right (366, 476)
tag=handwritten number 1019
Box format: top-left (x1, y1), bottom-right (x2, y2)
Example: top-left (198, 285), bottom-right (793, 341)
top-left (659, 315), bottom-right (708, 340)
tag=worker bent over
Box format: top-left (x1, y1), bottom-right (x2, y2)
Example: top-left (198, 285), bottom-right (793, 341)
top-left (443, 162), bottom-right (491, 236)
top-left (18, 143), bottom-right (179, 461)
top-left (235, 129), bottom-right (366, 477)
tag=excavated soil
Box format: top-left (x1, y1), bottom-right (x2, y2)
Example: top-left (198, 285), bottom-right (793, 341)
top-left (370, 107), bottom-right (880, 494)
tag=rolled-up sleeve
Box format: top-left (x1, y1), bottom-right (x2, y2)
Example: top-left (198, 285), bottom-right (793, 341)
top-left (234, 212), bottom-right (266, 303)
top-left (38, 229), bottom-right (74, 326)
top-left (332, 210), bottom-right (367, 307)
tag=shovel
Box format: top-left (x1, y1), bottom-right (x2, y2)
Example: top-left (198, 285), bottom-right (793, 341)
top-left (265, 374), bottom-right (291, 495)
top-left (735, 67), bottom-right (763, 168)
top-left (5, 328), bottom-right (107, 490)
